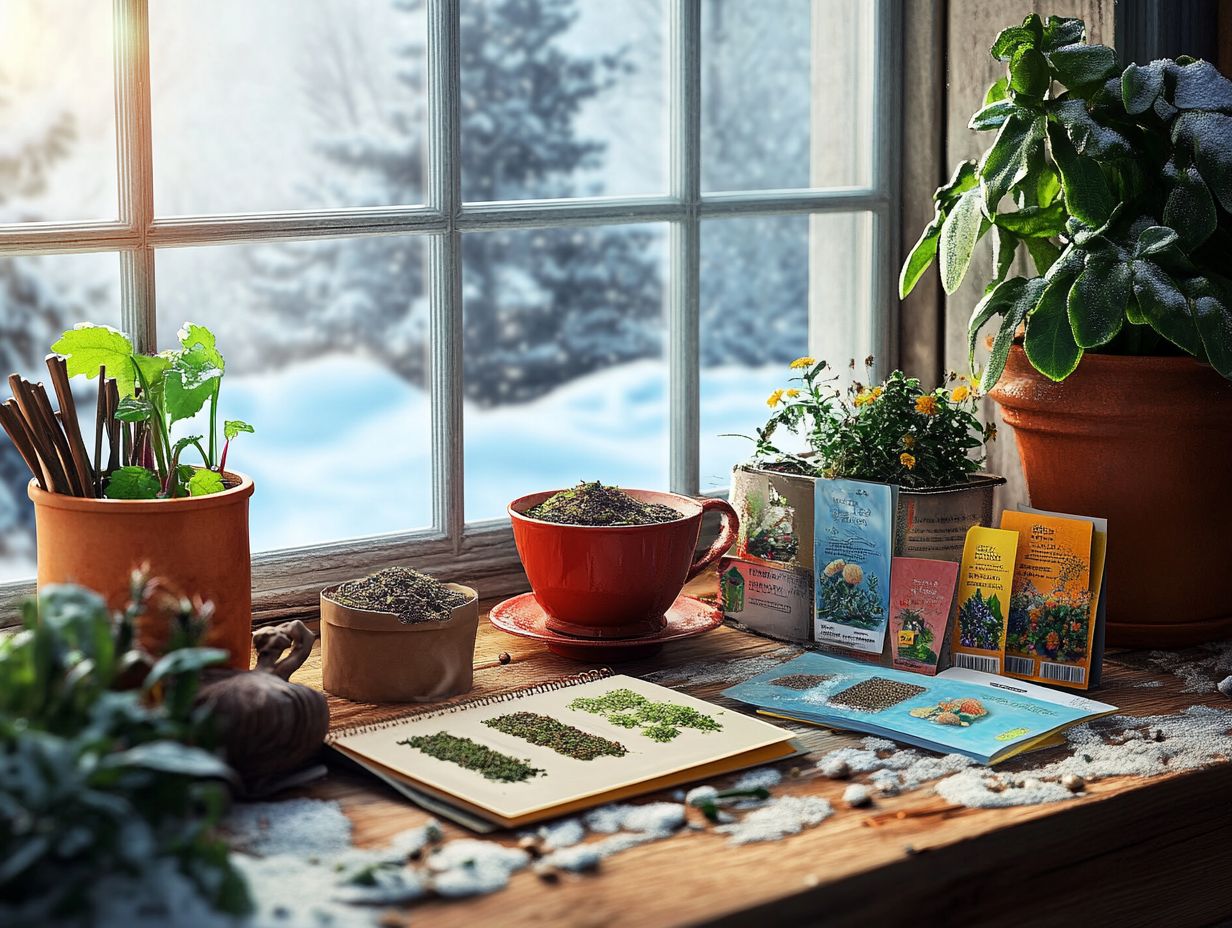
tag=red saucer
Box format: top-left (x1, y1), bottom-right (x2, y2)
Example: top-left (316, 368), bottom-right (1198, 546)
top-left (489, 593), bottom-right (723, 662)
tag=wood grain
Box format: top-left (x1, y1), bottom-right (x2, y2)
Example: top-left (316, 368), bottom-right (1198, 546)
top-left (281, 571), bottom-right (1232, 927)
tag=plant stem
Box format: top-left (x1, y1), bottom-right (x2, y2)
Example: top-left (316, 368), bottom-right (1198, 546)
top-left (207, 385), bottom-right (219, 468)
top-left (218, 439), bottom-right (230, 476)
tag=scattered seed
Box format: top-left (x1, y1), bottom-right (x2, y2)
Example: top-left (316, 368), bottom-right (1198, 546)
top-left (526, 481), bottom-right (681, 526)
top-left (499, 652), bottom-right (512, 665)
top-left (770, 673), bottom-right (833, 691)
top-left (569, 689), bottom-right (722, 742)
top-left (484, 712), bottom-right (628, 761)
top-left (400, 733), bottom-right (544, 783)
top-left (829, 677), bottom-right (927, 713)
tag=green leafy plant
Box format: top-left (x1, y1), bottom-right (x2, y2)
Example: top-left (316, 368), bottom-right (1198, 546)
top-left (0, 577), bottom-right (250, 922)
top-left (51, 322), bottom-right (253, 499)
top-left (818, 559), bottom-right (885, 630)
top-left (747, 356), bottom-right (992, 489)
top-left (896, 606), bottom-right (937, 664)
top-left (901, 14), bottom-right (1232, 389)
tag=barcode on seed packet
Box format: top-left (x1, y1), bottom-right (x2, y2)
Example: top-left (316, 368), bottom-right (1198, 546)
top-left (1005, 655), bottom-right (1035, 676)
top-left (953, 653), bottom-right (999, 673)
top-left (1040, 662), bottom-right (1087, 684)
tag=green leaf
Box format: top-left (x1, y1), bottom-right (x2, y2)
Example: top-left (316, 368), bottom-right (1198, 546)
top-left (994, 202), bottom-right (1067, 237)
top-left (143, 647), bottom-right (229, 691)
top-left (1135, 225), bottom-right (1180, 257)
top-left (177, 323), bottom-right (225, 371)
top-left (1170, 60), bottom-right (1232, 113)
top-left (1185, 275), bottom-right (1232, 377)
top-left (968, 277), bottom-right (1028, 365)
top-left (1041, 16), bottom-right (1085, 52)
top-left (1047, 122), bottom-right (1113, 227)
top-left (1009, 46), bottom-right (1050, 98)
top-left (1069, 261), bottom-right (1129, 347)
top-left (1050, 98), bottom-right (1133, 158)
top-left (969, 99), bottom-right (1020, 131)
top-left (223, 419), bottom-right (254, 441)
top-left (1172, 112), bottom-right (1232, 214)
top-left (991, 227), bottom-right (1018, 285)
top-left (104, 466), bottom-right (161, 500)
top-left (992, 15), bottom-right (1042, 61)
top-left (51, 324), bottom-right (137, 397)
top-left (113, 396), bottom-right (153, 423)
top-left (1164, 163), bottom-right (1218, 250)
top-left (187, 469), bottom-right (225, 497)
top-left (899, 225), bottom-right (940, 299)
top-left (1047, 43), bottom-right (1117, 89)
top-left (984, 77), bottom-right (1009, 106)
top-left (1132, 259), bottom-right (1201, 355)
top-left (939, 189), bottom-right (985, 295)
top-left (937, 159), bottom-right (979, 208)
top-left (165, 349), bottom-right (223, 424)
top-left (1122, 61), bottom-right (1166, 114)
top-left (1125, 294), bottom-right (1149, 325)
top-left (102, 740), bottom-right (233, 780)
top-left (980, 113), bottom-right (1045, 211)
top-left (1024, 237), bottom-right (1062, 275)
top-left (1025, 276), bottom-right (1083, 380)
top-left (982, 277), bottom-right (1047, 391)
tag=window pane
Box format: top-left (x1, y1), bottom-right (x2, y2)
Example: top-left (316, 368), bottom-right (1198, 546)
top-left (0, 0), bottom-right (117, 223)
top-left (150, 0), bottom-right (427, 215)
top-left (464, 224), bottom-right (668, 521)
top-left (701, 0), bottom-right (874, 192)
top-left (0, 252), bottom-right (121, 581)
top-left (700, 212), bottom-right (873, 492)
top-left (460, 0), bottom-right (668, 202)
top-left (155, 237), bottom-right (432, 551)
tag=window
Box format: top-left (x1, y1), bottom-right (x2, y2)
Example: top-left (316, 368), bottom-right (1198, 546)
top-left (0, 0), bottom-right (901, 609)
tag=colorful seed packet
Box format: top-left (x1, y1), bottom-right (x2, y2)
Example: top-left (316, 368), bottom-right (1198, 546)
top-left (1001, 507), bottom-right (1106, 690)
top-left (719, 555), bottom-right (812, 642)
top-left (890, 557), bottom-right (959, 676)
top-left (813, 478), bottom-right (897, 655)
top-left (949, 525), bottom-right (1019, 674)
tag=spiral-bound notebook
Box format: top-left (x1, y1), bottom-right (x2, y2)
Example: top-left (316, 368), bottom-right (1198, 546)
top-left (327, 670), bottom-right (802, 831)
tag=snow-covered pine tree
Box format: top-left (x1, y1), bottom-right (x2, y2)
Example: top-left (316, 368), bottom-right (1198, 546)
top-left (249, 0), bottom-right (662, 406)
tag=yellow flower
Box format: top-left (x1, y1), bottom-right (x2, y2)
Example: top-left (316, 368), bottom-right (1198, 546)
top-left (824, 558), bottom-right (846, 578)
top-left (842, 563), bottom-right (864, 585)
top-left (785, 388), bottom-right (800, 398)
top-left (951, 385), bottom-right (971, 403)
top-left (853, 390), bottom-right (872, 407)
top-left (870, 386), bottom-right (883, 401)
top-left (900, 452), bottom-right (916, 470)
top-left (915, 394), bottom-right (938, 415)
top-left (901, 434), bottom-right (916, 449)
top-left (789, 356), bottom-right (816, 369)
top-left (766, 389), bottom-right (785, 407)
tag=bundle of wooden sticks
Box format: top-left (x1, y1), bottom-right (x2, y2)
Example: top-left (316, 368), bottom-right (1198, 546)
top-left (0, 355), bottom-right (121, 498)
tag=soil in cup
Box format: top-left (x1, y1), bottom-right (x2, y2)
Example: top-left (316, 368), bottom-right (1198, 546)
top-left (526, 481), bottom-right (681, 526)
top-left (325, 566), bottom-right (468, 624)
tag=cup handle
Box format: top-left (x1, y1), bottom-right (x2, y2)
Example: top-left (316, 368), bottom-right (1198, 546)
top-left (686, 497), bottom-right (741, 581)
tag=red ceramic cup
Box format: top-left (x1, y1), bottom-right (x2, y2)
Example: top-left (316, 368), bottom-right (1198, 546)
top-left (509, 489), bottom-right (740, 639)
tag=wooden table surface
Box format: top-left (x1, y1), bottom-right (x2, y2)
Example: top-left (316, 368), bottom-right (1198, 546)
top-left (286, 575), bottom-right (1232, 928)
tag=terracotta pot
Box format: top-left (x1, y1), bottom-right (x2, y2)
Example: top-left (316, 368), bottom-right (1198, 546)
top-left (29, 472), bottom-right (255, 668)
top-left (990, 346), bottom-right (1232, 647)
top-left (320, 582), bottom-right (479, 703)
top-left (509, 489), bottom-right (740, 639)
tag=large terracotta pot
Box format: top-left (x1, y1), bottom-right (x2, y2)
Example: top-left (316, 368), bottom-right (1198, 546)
top-left (29, 472), bottom-right (255, 668)
top-left (990, 346), bottom-right (1232, 648)
top-left (509, 489), bottom-right (739, 639)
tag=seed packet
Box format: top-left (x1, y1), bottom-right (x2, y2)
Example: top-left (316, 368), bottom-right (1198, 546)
top-left (813, 478), bottom-right (897, 655)
top-left (1002, 508), bottom-right (1105, 690)
top-left (949, 525), bottom-right (1019, 674)
top-left (719, 555), bottom-right (812, 642)
top-left (730, 466), bottom-right (814, 571)
top-left (890, 557), bottom-right (959, 676)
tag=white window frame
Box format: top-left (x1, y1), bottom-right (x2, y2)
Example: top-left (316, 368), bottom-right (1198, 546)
top-left (0, 0), bottom-right (902, 619)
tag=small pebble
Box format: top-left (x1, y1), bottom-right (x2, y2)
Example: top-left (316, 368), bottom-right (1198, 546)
top-left (1061, 773), bottom-right (1086, 793)
top-left (788, 766), bottom-right (803, 779)
top-left (1219, 675), bottom-right (1232, 698)
top-left (499, 652), bottom-right (512, 665)
top-left (842, 784), bottom-right (872, 808)
top-left (821, 759), bottom-right (851, 780)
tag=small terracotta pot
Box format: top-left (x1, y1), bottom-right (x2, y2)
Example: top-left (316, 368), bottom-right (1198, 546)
top-left (29, 472), bottom-right (254, 668)
top-left (320, 582), bottom-right (479, 703)
top-left (990, 346), bottom-right (1232, 647)
top-left (508, 489), bottom-right (740, 639)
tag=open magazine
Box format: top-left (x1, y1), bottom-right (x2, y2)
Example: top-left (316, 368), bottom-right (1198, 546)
top-left (723, 652), bottom-right (1116, 765)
